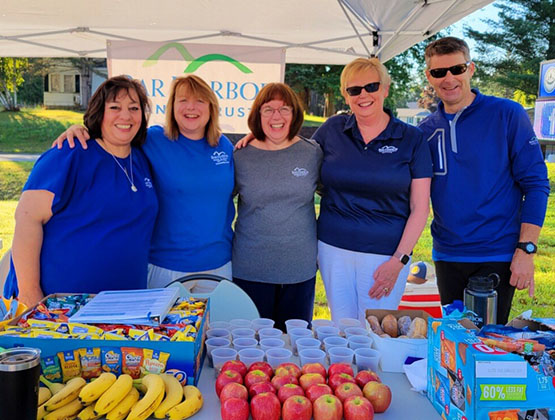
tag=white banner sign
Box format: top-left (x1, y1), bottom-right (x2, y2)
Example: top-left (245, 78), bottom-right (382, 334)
top-left (107, 41), bottom-right (285, 133)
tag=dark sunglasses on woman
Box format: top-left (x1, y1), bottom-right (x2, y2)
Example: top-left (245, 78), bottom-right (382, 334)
top-left (428, 62), bottom-right (471, 78)
top-left (345, 82), bottom-right (381, 96)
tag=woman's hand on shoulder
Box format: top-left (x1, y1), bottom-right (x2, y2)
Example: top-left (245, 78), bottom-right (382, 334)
top-left (51, 125), bottom-right (90, 149)
top-left (234, 132), bottom-right (255, 149)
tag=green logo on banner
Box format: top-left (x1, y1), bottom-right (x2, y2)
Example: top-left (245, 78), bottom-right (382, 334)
top-left (480, 384), bottom-right (526, 401)
top-left (143, 42), bottom-right (253, 74)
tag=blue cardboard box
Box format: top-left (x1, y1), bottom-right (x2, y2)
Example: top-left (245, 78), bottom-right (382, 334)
top-left (427, 317), bottom-right (555, 420)
top-left (0, 295), bottom-right (209, 385)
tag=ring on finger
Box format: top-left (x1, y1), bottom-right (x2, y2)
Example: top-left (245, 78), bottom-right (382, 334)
top-left (384, 287), bottom-right (389, 293)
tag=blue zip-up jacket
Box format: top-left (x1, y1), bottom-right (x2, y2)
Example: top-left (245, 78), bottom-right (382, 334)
top-left (418, 89), bottom-right (549, 259)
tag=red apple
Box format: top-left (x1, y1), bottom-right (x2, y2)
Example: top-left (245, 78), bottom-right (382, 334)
top-left (249, 381), bottom-right (276, 398)
top-left (271, 374), bottom-right (299, 390)
top-left (221, 360), bottom-right (248, 378)
top-left (274, 362), bottom-right (302, 379)
top-left (328, 373), bottom-right (356, 391)
top-left (216, 369), bottom-right (244, 397)
top-left (334, 381), bottom-right (363, 402)
top-left (278, 383), bottom-right (305, 403)
top-left (221, 397), bottom-right (250, 420)
top-left (301, 362), bottom-right (327, 379)
top-left (355, 370), bottom-right (381, 389)
top-left (362, 382), bottom-right (392, 413)
top-left (244, 369), bottom-right (271, 389)
top-left (328, 363), bottom-right (354, 378)
top-left (299, 373), bottom-right (326, 390)
top-left (305, 383), bottom-right (333, 403)
top-left (282, 395), bottom-right (312, 420)
top-left (248, 361), bottom-right (274, 378)
top-left (250, 392), bottom-right (281, 420)
top-left (344, 395), bottom-right (374, 420)
top-left (220, 382), bottom-right (248, 402)
top-left (313, 394), bottom-right (343, 420)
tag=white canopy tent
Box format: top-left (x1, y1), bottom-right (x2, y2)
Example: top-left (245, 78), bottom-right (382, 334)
top-left (1, 0), bottom-right (493, 63)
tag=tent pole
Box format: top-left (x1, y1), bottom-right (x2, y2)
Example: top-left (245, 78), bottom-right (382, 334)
top-left (337, 0), bottom-right (372, 57)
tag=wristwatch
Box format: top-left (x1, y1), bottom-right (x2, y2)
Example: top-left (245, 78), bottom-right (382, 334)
top-left (393, 251), bottom-right (410, 265)
top-left (516, 242), bottom-right (537, 254)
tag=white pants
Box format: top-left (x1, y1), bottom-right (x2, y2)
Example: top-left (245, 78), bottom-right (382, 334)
top-left (318, 241), bottom-right (410, 323)
top-left (147, 261), bottom-right (232, 289)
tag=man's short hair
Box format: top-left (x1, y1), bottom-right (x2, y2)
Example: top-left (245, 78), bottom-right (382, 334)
top-left (424, 37), bottom-right (471, 67)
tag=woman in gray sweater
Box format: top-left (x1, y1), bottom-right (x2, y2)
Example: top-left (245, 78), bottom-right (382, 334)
top-left (232, 83), bottom-right (323, 330)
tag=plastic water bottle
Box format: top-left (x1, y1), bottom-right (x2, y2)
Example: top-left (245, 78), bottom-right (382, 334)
top-left (464, 273), bottom-right (500, 328)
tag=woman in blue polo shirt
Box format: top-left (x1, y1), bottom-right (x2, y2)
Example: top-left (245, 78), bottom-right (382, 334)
top-left (313, 58), bottom-right (432, 322)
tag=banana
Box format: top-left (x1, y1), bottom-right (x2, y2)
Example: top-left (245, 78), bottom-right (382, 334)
top-left (44, 377), bottom-right (87, 412)
top-left (40, 376), bottom-right (65, 395)
top-left (93, 373), bottom-right (133, 415)
top-left (126, 374), bottom-right (165, 420)
top-left (153, 374), bottom-right (184, 418)
top-left (79, 372), bottom-right (117, 404)
top-left (165, 385), bottom-right (203, 420)
top-left (43, 398), bottom-right (83, 420)
top-left (39, 387), bottom-right (52, 406)
top-left (105, 387), bottom-right (140, 420)
top-left (76, 405), bottom-right (101, 420)
top-left (37, 403), bottom-right (47, 420)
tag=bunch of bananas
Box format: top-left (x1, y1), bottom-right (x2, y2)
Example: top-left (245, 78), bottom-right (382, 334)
top-left (37, 373), bottom-right (203, 420)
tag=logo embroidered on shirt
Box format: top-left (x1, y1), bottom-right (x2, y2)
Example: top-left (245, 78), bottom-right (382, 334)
top-left (211, 151), bottom-right (230, 165)
top-left (144, 178), bottom-right (153, 188)
top-left (378, 145), bottom-right (398, 154)
top-left (529, 136), bottom-right (539, 146)
top-left (292, 167), bottom-right (309, 177)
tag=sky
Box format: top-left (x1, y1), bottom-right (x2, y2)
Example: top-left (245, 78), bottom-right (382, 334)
top-left (447, 1), bottom-right (500, 51)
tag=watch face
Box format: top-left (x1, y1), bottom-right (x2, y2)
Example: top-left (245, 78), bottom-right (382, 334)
top-left (401, 255), bottom-right (410, 265)
top-left (526, 243), bottom-right (535, 253)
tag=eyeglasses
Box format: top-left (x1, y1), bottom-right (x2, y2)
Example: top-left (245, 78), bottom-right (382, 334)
top-left (260, 106), bottom-right (293, 117)
top-left (428, 62), bottom-right (470, 78)
top-left (345, 82), bottom-right (380, 97)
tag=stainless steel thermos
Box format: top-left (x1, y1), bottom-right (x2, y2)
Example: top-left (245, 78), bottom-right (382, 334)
top-left (0, 347), bottom-right (41, 420)
top-left (464, 273), bottom-right (500, 328)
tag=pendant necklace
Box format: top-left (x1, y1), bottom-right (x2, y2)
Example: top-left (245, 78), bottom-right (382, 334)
top-left (109, 148), bottom-right (137, 192)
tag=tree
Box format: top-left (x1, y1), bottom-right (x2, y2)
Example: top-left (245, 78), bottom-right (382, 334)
top-left (0, 58), bottom-right (29, 111)
top-left (418, 85), bottom-right (439, 112)
top-left (465, 0), bottom-right (555, 103)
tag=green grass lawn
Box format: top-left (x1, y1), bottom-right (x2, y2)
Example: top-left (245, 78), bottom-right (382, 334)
top-left (0, 108), bottom-right (553, 319)
top-left (0, 108), bottom-right (84, 153)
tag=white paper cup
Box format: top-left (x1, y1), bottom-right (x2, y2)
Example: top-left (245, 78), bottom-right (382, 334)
top-left (323, 336), bottom-right (348, 352)
top-left (295, 337), bottom-right (322, 354)
top-left (311, 319), bottom-right (335, 331)
top-left (230, 319), bottom-right (253, 330)
top-left (266, 348), bottom-right (293, 369)
top-left (259, 338), bottom-right (285, 351)
top-left (344, 327), bottom-right (368, 338)
top-left (206, 328), bottom-right (231, 340)
top-left (251, 318), bottom-right (275, 332)
top-left (205, 337), bottom-right (231, 367)
top-left (211, 347), bottom-right (237, 374)
top-left (328, 346), bottom-right (354, 365)
top-left (285, 319), bottom-right (309, 335)
top-left (238, 348), bottom-right (265, 367)
top-left (288, 328), bottom-right (313, 354)
top-left (233, 337), bottom-right (258, 351)
top-left (298, 348), bottom-right (327, 367)
top-left (231, 328), bottom-right (256, 340)
top-left (347, 335), bottom-right (373, 350)
top-left (209, 321), bottom-right (231, 330)
top-left (258, 327), bottom-right (283, 341)
top-left (338, 317), bottom-right (362, 333)
top-left (316, 326), bottom-right (340, 341)
top-left (355, 348), bottom-right (381, 372)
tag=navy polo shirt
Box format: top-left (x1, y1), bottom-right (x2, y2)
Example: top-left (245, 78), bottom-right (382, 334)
top-left (313, 109), bottom-right (432, 255)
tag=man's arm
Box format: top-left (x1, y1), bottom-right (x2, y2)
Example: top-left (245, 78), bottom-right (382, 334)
top-left (510, 222), bottom-right (541, 297)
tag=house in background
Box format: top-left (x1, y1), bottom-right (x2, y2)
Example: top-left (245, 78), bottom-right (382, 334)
top-left (44, 60), bottom-right (107, 108)
top-left (396, 102), bottom-right (430, 126)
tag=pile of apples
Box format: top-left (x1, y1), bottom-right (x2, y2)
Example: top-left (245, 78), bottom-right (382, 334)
top-left (216, 360), bottom-right (391, 420)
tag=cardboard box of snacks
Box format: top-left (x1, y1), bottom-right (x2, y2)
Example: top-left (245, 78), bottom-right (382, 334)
top-left (0, 293), bottom-right (209, 385)
top-left (365, 309), bottom-right (430, 372)
top-left (427, 317), bottom-right (555, 420)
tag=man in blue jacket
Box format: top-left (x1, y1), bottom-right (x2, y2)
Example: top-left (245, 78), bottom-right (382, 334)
top-left (418, 37), bottom-right (550, 324)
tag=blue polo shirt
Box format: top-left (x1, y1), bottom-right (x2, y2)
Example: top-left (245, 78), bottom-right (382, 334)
top-left (313, 109), bottom-right (432, 255)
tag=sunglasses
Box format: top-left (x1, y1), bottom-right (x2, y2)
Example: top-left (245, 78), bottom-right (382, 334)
top-left (428, 62), bottom-right (470, 78)
top-left (345, 82), bottom-right (381, 96)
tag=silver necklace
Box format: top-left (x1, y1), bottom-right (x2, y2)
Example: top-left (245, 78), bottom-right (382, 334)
top-left (109, 148), bottom-right (137, 192)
